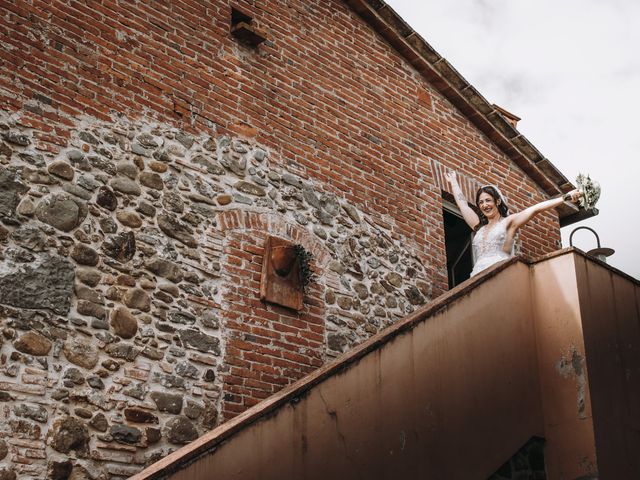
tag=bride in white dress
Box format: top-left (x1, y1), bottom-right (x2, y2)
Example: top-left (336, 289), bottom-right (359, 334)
top-left (444, 171), bottom-right (582, 277)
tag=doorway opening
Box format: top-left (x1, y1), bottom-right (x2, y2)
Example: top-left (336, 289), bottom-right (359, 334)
top-left (443, 204), bottom-right (474, 288)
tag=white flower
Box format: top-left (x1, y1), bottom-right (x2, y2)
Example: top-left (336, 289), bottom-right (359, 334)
top-left (576, 173), bottom-right (601, 210)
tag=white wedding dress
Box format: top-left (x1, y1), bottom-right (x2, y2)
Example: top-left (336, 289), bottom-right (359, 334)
top-left (470, 217), bottom-right (513, 277)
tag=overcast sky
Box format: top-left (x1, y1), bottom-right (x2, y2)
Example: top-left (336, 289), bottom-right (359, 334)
top-left (385, 0), bottom-right (639, 279)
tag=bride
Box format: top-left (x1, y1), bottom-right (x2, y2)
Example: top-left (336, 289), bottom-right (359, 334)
top-left (444, 171), bottom-right (582, 277)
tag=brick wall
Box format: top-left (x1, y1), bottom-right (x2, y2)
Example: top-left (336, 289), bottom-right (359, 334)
top-left (0, 0), bottom-right (561, 478)
top-left (0, 0), bottom-right (561, 263)
top-left (214, 215), bottom-right (327, 420)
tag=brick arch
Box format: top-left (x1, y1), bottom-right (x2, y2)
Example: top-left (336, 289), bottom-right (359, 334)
top-left (214, 209), bottom-right (334, 266)
top-left (208, 209), bottom-right (331, 421)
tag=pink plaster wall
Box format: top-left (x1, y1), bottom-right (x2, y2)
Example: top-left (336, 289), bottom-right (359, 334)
top-left (133, 251), bottom-right (640, 480)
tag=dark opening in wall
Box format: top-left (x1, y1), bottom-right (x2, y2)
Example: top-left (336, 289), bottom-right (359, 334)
top-left (231, 6), bottom-right (252, 25)
top-left (488, 436), bottom-right (547, 479)
top-left (443, 205), bottom-right (474, 288)
top-left (230, 6), bottom-right (267, 46)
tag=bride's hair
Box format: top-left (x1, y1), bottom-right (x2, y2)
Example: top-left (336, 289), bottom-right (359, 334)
top-left (475, 185), bottom-right (509, 224)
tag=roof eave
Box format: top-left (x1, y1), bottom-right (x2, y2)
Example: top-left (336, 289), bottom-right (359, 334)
top-left (344, 0), bottom-right (596, 223)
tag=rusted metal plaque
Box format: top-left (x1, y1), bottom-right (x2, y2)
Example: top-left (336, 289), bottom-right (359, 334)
top-left (260, 236), bottom-right (303, 311)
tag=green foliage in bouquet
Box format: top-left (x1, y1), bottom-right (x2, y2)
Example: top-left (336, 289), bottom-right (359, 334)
top-left (576, 174), bottom-right (601, 210)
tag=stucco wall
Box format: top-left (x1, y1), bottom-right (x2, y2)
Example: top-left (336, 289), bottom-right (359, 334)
top-left (133, 252), bottom-right (640, 480)
top-left (135, 262), bottom-right (544, 480)
top-left (574, 256), bottom-right (640, 478)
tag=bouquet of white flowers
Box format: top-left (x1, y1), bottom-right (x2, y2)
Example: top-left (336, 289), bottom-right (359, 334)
top-left (575, 174), bottom-right (600, 210)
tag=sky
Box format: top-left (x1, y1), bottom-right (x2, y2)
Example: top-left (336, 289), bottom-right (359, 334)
top-left (385, 0), bottom-right (640, 279)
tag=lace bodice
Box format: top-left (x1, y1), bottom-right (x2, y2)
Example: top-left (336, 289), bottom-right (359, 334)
top-left (470, 217), bottom-right (513, 277)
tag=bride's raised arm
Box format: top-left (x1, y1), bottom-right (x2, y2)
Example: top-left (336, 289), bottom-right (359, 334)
top-left (507, 189), bottom-right (582, 231)
top-left (444, 170), bottom-right (480, 230)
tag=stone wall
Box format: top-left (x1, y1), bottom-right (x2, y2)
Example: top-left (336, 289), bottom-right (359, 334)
top-left (0, 112), bottom-right (431, 479)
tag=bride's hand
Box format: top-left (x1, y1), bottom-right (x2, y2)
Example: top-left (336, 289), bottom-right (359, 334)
top-left (564, 189), bottom-right (583, 202)
top-left (444, 170), bottom-right (457, 184)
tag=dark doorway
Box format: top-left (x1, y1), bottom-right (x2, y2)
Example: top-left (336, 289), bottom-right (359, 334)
top-left (443, 207), bottom-right (474, 288)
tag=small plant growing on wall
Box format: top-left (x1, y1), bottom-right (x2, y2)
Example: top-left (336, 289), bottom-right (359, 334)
top-left (293, 244), bottom-right (315, 292)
